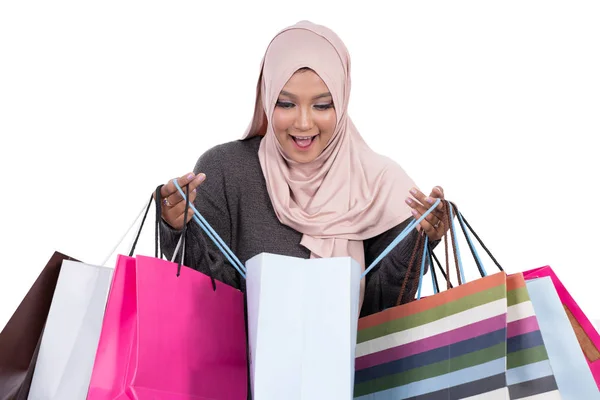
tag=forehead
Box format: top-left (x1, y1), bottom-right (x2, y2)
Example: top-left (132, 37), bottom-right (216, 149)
top-left (280, 69), bottom-right (331, 96)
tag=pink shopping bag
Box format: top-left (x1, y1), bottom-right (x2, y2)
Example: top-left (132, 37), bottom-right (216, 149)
top-left (86, 254), bottom-right (248, 400)
top-left (523, 265), bottom-right (600, 390)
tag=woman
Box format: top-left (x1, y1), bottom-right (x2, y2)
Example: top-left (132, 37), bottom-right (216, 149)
top-left (158, 20), bottom-right (448, 317)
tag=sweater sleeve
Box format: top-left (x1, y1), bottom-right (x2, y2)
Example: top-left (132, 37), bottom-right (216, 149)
top-left (360, 218), bottom-right (439, 317)
top-left (159, 145), bottom-right (243, 290)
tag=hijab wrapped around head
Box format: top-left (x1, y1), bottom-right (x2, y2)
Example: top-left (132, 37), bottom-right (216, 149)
top-left (243, 21), bottom-right (417, 299)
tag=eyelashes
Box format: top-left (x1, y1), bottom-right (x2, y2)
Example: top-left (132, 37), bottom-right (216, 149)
top-left (275, 101), bottom-right (295, 109)
top-left (275, 100), bottom-right (334, 110)
top-left (314, 103), bottom-right (334, 110)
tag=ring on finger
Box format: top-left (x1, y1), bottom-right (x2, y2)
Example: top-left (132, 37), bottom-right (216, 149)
top-left (163, 197), bottom-right (172, 207)
top-left (434, 220), bottom-right (441, 229)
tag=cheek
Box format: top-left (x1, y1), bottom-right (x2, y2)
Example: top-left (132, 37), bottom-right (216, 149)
top-left (316, 110), bottom-right (337, 134)
top-left (272, 109), bottom-right (294, 134)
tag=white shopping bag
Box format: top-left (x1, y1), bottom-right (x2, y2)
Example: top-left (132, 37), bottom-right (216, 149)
top-left (27, 260), bottom-right (113, 400)
top-left (246, 253), bottom-right (362, 400)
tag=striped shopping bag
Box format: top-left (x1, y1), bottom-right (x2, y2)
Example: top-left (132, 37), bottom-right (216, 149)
top-left (355, 200), bottom-right (510, 399)
top-left (354, 271), bottom-right (508, 399)
top-left (506, 273), bottom-right (560, 399)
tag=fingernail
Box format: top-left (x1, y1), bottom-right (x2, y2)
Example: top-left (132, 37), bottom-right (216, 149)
top-left (405, 197), bottom-right (413, 205)
top-left (192, 188), bottom-right (197, 193)
top-left (198, 173), bottom-right (206, 182)
top-left (187, 174), bottom-right (194, 180)
top-left (426, 197), bottom-right (434, 204)
top-left (410, 188), bottom-right (417, 195)
top-left (411, 209), bottom-right (418, 215)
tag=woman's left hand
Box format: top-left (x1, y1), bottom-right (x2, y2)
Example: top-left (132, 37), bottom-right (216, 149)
top-left (405, 186), bottom-right (448, 241)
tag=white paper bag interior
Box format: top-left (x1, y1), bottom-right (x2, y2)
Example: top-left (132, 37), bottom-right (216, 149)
top-left (246, 253), bottom-right (362, 400)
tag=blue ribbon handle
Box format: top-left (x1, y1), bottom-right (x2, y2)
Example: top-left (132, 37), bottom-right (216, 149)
top-left (172, 179), bottom-right (247, 279)
top-left (448, 203), bottom-right (467, 284)
top-left (416, 236), bottom-right (429, 300)
top-left (362, 198), bottom-right (441, 279)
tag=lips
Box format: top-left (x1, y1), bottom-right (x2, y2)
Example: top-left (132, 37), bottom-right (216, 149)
top-left (291, 135), bottom-right (317, 149)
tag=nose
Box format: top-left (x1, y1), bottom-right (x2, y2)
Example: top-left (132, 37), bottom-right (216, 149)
top-left (294, 105), bottom-right (313, 132)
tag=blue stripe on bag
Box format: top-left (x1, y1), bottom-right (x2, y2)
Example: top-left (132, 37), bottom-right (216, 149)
top-left (507, 330), bottom-right (545, 353)
top-left (356, 357), bottom-right (506, 399)
top-left (406, 373), bottom-right (507, 400)
top-left (506, 360), bottom-right (554, 385)
top-left (355, 328), bottom-right (506, 384)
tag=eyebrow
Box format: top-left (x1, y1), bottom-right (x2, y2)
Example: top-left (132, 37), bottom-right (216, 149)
top-left (279, 90), bottom-right (332, 100)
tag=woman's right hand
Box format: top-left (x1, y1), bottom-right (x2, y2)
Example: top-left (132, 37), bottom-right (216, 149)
top-left (158, 172), bottom-right (206, 229)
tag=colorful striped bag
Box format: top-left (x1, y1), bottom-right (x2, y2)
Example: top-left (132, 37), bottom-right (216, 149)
top-left (506, 273), bottom-right (560, 399)
top-left (451, 205), bottom-right (561, 399)
top-left (355, 201), bottom-right (509, 399)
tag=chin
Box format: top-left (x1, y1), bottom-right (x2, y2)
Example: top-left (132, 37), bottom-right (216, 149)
top-left (287, 149), bottom-right (318, 163)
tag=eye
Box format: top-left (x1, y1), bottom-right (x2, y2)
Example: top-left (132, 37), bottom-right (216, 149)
top-left (276, 100), bottom-right (295, 109)
top-left (314, 103), bottom-right (334, 111)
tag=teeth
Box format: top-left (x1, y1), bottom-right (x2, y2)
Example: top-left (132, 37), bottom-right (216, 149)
top-left (295, 136), bottom-right (311, 140)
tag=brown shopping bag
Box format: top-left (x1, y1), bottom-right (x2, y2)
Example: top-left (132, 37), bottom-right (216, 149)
top-left (0, 252), bottom-right (77, 400)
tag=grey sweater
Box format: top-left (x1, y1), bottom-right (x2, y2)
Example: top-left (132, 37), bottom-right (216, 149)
top-left (160, 136), bottom-right (426, 317)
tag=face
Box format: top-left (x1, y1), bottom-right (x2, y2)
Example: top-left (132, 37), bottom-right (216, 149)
top-left (272, 68), bottom-right (337, 163)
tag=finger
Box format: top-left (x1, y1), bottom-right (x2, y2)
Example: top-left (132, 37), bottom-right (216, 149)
top-left (412, 210), bottom-right (440, 239)
top-left (160, 172), bottom-right (197, 199)
top-left (409, 204), bottom-right (442, 229)
top-left (406, 192), bottom-right (444, 220)
top-left (428, 186), bottom-right (446, 212)
top-left (411, 186), bottom-right (445, 219)
top-left (162, 173), bottom-right (205, 207)
top-left (162, 197), bottom-right (192, 229)
top-left (410, 187), bottom-right (442, 211)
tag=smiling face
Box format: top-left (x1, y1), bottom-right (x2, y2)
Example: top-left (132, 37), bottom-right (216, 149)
top-left (271, 68), bottom-right (337, 163)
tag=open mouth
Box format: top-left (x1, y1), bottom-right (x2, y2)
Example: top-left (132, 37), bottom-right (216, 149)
top-left (291, 135), bottom-right (318, 150)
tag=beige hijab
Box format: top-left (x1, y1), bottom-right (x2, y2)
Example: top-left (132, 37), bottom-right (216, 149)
top-left (243, 21), bottom-right (417, 276)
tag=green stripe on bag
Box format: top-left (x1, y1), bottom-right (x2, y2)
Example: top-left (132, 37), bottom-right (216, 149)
top-left (507, 286), bottom-right (530, 307)
top-left (354, 343), bottom-right (506, 396)
top-left (358, 285), bottom-right (506, 343)
top-left (507, 345), bottom-right (549, 369)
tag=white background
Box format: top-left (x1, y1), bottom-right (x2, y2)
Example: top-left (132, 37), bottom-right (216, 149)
top-left (1, 1), bottom-right (599, 331)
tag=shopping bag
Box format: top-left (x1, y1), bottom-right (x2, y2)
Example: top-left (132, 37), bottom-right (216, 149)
top-left (523, 265), bottom-right (600, 390)
top-left (505, 273), bottom-right (560, 399)
top-left (87, 185), bottom-right (248, 400)
top-left (355, 271), bottom-right (508, 399)
top-left (0, 252), bottom-right (76, 400)
top-left (354, 200), bottom-right (509, 399)
top-left (525, 276), bottom-right (600, 399)
top-left (246, 253), bottom-right (362, 400)
top-left (26, 260), bottom-right (113, 400)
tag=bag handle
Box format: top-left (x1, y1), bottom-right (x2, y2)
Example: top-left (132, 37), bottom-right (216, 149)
top-left (129, 184), bottom-right (163, 258)
top-left (395, 199), bottom-right (501, 304)
top-left (363, 198), bottom-right (441, 279)
top-left (415, 236), bottom-right (430, 300)
top-left (447, 200), bottom-right (467, 284)
top-left (397, 202), bottom-right (461, 305)
top-left (395, 233), bottom-right (426, 306)
top-left (428, 242), bottom-right (454, 291)
top-left (173, 179), bottom-right (247, 279)
top-left (449, 201), bottom-right (503, 277)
